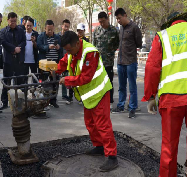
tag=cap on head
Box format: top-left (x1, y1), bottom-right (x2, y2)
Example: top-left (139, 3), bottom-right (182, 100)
top-left (161, 11), bottom-right (187, 30)
top-left (167, 12), bottom-right (180, 21)
top-left (77, 23), bottom-right (85, 30)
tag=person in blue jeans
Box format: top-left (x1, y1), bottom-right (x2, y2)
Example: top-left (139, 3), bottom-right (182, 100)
top-left (111, 8), bottom-right (142, 118)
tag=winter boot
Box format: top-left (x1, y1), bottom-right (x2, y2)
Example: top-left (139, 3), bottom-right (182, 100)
top-left (99, 156), bottom-right (118, 172)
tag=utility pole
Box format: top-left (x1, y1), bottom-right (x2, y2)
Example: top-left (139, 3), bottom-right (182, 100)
top-left (112, 0), bottom-right (116, 26)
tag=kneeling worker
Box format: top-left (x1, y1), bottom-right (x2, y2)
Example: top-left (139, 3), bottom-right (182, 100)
top-left (56, 31), bottom-right (118, 172)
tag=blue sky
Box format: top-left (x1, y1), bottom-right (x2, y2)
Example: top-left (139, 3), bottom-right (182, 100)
top-left (0, 0), bottom-right (10, 13)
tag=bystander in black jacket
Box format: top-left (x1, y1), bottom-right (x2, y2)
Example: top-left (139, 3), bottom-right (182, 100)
top-left (0, 25), bottom-right (26, 108)
top-left (0, 25), bottom-right (26, 64)
top-left (37, 32), bottom-right (61, 63)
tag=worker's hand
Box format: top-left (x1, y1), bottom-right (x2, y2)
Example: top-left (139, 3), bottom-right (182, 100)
top-left (15, 47), bottom-right (21, 53)
top-left (49, 44), bottom-right (56, 49)
top-left (147, 99), bottom-right (157, 115)
top-left (59, 77), bottom-right (65, 85)
top-left (55, 44), bottom-right (60, 50)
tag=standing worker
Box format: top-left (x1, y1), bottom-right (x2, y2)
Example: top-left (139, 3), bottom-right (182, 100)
top-left (93, 12), bottom-right (119, 110)
top-left (56, 31), bottom-right (118, 172)
top-left (142, 12), bottom-right (187, 177)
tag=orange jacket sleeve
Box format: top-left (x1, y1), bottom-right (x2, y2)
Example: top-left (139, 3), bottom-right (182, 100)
top-left (56, 53), bottom-right (68, 75)
top-left (141, 35), bottom-right (162, 101)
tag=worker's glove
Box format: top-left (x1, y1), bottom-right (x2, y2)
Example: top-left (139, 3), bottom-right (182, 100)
top-left (147, 98), bottom-right (157, 115)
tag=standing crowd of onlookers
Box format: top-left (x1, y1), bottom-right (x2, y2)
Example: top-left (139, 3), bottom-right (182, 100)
top-left (0, 12), bottom-right (91, 109)
top-left (0, 9), bottom-right (142, 118)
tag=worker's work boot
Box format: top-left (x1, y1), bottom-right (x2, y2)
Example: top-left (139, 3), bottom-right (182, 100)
top-left (85, 146), bottom-right (104, 156)
top-left (99, 156), bottom-right (118, 172)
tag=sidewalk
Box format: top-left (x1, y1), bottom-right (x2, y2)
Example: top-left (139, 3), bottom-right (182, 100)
top-left (0, 73), bottom-right (187, 168)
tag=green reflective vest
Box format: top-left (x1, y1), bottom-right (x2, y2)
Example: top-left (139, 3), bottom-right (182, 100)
top-left (67, 40), bottom-right (112, 109)
top-left (157, 22), bottom-right (187, 98)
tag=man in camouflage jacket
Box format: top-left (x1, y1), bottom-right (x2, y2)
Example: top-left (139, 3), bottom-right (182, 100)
top-left (93, 12), bottom-right (119, 108)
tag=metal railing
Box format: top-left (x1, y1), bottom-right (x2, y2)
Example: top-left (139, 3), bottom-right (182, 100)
top-left (137, 52), bottom-right (149, 64)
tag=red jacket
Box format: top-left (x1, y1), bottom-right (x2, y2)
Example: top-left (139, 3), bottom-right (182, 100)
top-left (56, 40), bottom-right (99, 87)
top-left (142, 20), bottom-right (187, 109)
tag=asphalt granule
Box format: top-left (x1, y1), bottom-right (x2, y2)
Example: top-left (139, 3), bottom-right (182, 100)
top-left (0, 131), bottom-right (185, 177)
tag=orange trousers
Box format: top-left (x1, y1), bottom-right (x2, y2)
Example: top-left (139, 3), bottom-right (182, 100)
top-left (84, 91), bottom-right (117, 157)
top-left (159, 105), bottom-right (187, 177)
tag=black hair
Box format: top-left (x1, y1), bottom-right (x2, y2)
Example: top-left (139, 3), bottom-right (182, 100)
top-left (62, 19), bottom-right (70, 25)
top-left (45, 20), bottom-right (54, 26)
top-left (23, 15), bottom-right (30, 21)
top-left (98, 11), bottom-right (108, 19)
top-left (0, 13), bottom-right (2, 18)
top-left (8, 12), bottom-right (17, 20)
top-left (115, 8), bottom-right (126, 16)
top-left (27, 17), bottom-right (34, 25)
top-left (61, 31), bottom-right (79, 47)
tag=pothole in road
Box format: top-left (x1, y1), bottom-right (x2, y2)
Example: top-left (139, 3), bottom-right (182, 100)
top-left (0, 132), bottom-right (185, 177)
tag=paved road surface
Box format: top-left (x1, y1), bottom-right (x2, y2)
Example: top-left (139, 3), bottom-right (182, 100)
top-left (0, 67), bottom-right (186, 170)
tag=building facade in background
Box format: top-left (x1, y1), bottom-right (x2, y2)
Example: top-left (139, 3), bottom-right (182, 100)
top-left (61, 0), bottom-right (72, 7)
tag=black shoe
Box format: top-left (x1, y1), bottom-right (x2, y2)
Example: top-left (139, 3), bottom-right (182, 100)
top-left (128, 110), bottom-right (135, 118)
top-left (99, 156), bottom-right (118, 172)
top-left (85, 146), bottom-right (104, 156)
top-left (0, 110), bottom-right (2, 113)
top-left (66, 98), bottom-right (73, 105)
top-left (111, 107), bottom-right (124, 113)
top-left (0, 104), bottom-right (8, 110)
top-left (50, 102), bottom-right (59, 108)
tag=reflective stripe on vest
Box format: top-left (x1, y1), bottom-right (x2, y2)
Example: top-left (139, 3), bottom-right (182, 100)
top-left (161, 29), bottom-right (187, 67)
top-left (81, 74), bottom-right (109, 101)
top-left (158, 71), bottom-right (187, 89)
top-left (92, 58), bottom-right (104, 80)
top-left (79, 47), bottom-right (98, 71)
top-left (157, 22), bottom-right (187, 97)
top-left (78, 55), bottom-right (104, 82)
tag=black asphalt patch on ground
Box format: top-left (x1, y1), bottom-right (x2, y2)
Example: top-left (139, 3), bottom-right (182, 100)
top-left (0, 131), bottom-right (185, 177)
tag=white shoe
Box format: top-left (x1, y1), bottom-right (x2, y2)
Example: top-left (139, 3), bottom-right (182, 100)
top-left (44, 106), bottom-right (50, 111)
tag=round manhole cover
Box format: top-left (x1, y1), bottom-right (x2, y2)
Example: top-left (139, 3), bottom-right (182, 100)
top-left (43, 154), bottom-right (144, 177)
